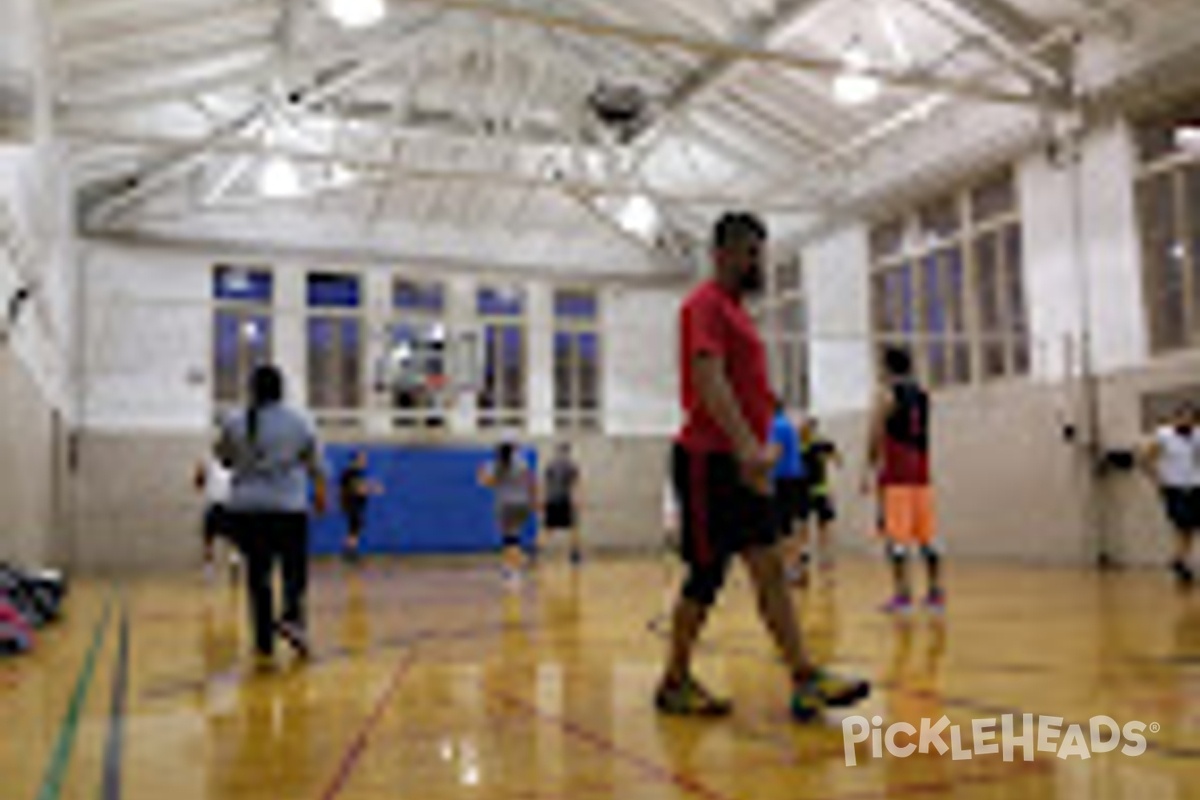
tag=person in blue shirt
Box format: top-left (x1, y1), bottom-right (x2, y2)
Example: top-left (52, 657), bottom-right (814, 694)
top-left (770, 400), bottom-right (807, 584)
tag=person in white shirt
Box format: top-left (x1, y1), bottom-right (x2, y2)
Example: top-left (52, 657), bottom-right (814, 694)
top-left (1140, 404), bottom-right (1200, 586)
top-left (194, 454), bottom-right (237, 580)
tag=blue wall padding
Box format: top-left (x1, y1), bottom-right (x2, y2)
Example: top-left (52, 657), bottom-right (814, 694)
top-left (311, 444), bottom-right (538, 555)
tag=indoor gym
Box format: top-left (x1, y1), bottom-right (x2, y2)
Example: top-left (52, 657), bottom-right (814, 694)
top-left (3, 0), bottom-right (1200, 799)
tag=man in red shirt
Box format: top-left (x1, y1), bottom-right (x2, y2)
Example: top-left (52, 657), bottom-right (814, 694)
top-left (656, 213), bottom-right (870, 722)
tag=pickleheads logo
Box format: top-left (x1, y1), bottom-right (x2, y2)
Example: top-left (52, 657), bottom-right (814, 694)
top-left (842, 715), bottom-right (1155, 766)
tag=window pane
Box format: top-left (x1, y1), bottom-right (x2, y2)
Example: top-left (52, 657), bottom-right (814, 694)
top-left (971, 172), bottom-right (1016, 224)
top-left (214, 266), bottom-right (272, 304)
top-left (1135, 100), bottom-right (1200, 163)
top-left (477, 286), bottom-right (524, 317)
top-left (1188, 164), bottom-right (1200, 342)
top-left (479, 328), bottom-right (499, 411)
top-left (872, 274), bottom-right (892, 335)
top-left (780, 298), bottom-right (804, 338)
top-left (943, 248), bottom-right (971, 383)
top-left (500, 327), bottom-right (525, 408)
top-left (870, 219), bottom-right (904, 262)
top-left (393, 279), bottom-right (444, 313)
top-left (554, 332), bottom-right (573, 411)
top-left (308, 318), bottom-right (336, 408)
top-left (1004, 226), bottom-right (1029, 374)
top-left (975, 233), bottom-right (1006, 378)
top-left (213, 311), bottom-right (241, 402)
top-left (1139, 173), bottom-right (1187, 351)
top-left (307, 316), bottom-right (362, 409)
top-left (918, 195), bottom-right (961, 243)
top-left (776, 258), bottom-right (802, 293)
top-left (214, 311), bottom-right (272, 403)
top-left (339, 318), bottom-right (362, 408)
top-left (308, 272), bottom-right (361, 308)
top-left (554, 290), bottom-right (598, 320)
top-left (578, 332), bottom-right (599, 411)
top-left (922, 254), bottom-right (948, 386)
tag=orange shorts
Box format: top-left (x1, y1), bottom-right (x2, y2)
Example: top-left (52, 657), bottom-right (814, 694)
top-left (881, 486), bottom-right (936, 546)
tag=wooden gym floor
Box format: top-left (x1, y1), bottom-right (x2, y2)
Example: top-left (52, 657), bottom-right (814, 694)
top-left (4, 555), bottom-right (1200, 800)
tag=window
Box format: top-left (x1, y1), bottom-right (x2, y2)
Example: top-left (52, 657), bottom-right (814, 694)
top-left (759, 256), bottom-right (808, 409)
top-left (384, 278), bottom-right (447, 428)
top-left (870, 170), bottom-right (1026, 387)
top-left (307, 272), bottom-right (363, 413)
top-left (212, 266), bottom-right (272, 405)
top-left (1135, 97), bottom-right (1200, 352)
top-left (553, 289), bottom-right (601, 431)
top-left (477, 285), bottom-right (526, 428)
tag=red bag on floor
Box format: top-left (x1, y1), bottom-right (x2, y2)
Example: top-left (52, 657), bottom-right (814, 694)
top-left (0, 596), bottom-right (34, 655)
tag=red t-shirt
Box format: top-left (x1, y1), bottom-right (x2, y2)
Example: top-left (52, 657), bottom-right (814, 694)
top-left (677, 280), bottom-right (773, 454)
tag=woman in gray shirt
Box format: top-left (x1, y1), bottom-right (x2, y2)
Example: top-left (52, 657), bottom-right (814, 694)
top-left (216, 365), bottom-right (327, 663)
top-left (478, 441), bottom-right (538, 585)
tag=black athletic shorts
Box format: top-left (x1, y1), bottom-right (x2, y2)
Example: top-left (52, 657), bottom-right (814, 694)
top-left (672, 444), bottom-right (777, 568)
top-left (204, 504), bottom-right (230, 542)
top-left (544, 500), bottom-right (576, 530)
top-left (1162, 487), bottom-right (1200, 533)
top-left (799, 486), bottom-right (837, 524)
top-left (773, 477), bottom-right (805, 534)
top-left (344, 504), bottom-right (366, 532)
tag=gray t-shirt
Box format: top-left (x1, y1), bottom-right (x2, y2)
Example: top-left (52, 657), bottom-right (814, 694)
top-left (484, 460), bottom-right (533, 511)
top-left (544, 457), bottom-right (579, 504)
top-left (216, 403), bottom-right (322, 513)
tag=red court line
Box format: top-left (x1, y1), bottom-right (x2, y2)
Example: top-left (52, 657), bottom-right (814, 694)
top-left (492, 690), bottom-right (740, 800)
top-left (318, 647), bottom-right (420, 800)
top-left (829, 757), bottom-right (1050, 800)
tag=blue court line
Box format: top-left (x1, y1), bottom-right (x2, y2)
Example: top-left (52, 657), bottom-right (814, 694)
top-left (100, 604), bottom-right (131, 800)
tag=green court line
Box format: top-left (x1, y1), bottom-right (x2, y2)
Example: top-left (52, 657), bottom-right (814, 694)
top-left (34, 596), bottom-right (114, 800)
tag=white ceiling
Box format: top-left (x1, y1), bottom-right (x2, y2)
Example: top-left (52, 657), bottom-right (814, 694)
top-left (45, 0), bottom-right (1186, 276)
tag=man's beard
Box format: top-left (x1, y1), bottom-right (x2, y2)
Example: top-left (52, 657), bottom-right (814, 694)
top-left (739, 266), bottom-right (764, 295)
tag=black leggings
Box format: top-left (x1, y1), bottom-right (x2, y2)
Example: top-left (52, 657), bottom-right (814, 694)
top-left (229, 512), bottom-right (309, 656)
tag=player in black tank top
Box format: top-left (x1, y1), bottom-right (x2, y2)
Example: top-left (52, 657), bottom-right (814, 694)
top-left (885, 383), bottom-right (930, 453)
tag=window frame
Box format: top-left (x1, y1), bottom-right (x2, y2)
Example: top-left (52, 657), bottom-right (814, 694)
top-left (552, 287), bottom-right (603, 432)
top-left (869, 169), bottom-right (1027, 390)
top-left (476, 284), bottom-right (529, 430)
top-left (306, 271), bottom-right (366, 419)
top-left (211, 265), bottom-right (274, 409)
top-left (1134, 105), bottom-right (1200, 354)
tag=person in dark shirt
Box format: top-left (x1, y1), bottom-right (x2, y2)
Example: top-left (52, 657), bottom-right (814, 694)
top-left (791, 417), bottom-right (841, 583)
top-left (865, 347), bottom-right (941, 613)
top-left (339, 451), bottom-right (383, 563)
top-left (543, 443), bottom-right (583, 564)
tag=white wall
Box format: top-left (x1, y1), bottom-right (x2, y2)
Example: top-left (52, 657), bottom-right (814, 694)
top-left (0, 0), bottom-right (76, 565)
top-left (1019, 120), bottom-right (1147, 383)
top-left (0, 0), bottom-right (75, 414)
top-left (80, 245), bottom-right (211, 432)
top-left (602, 286), bottom-right (681, 436)
top-left (804, 223), bottom-right (873, 415)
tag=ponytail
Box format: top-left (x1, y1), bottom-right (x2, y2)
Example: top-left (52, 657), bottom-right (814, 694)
top-left (247, 365), bottom-right (284, 445)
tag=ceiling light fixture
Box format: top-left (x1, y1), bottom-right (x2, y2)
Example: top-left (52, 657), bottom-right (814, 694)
top-left (324, 0), bottom-right (386, 29)
top-left (1176, 125), bottom-right (1200, 153)
top-left (833, 41), bottom-right (881, 107)
top-left (618, 194), bottom-right (660, 239)
top-left (258, 155), bottom-right (302, 198)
